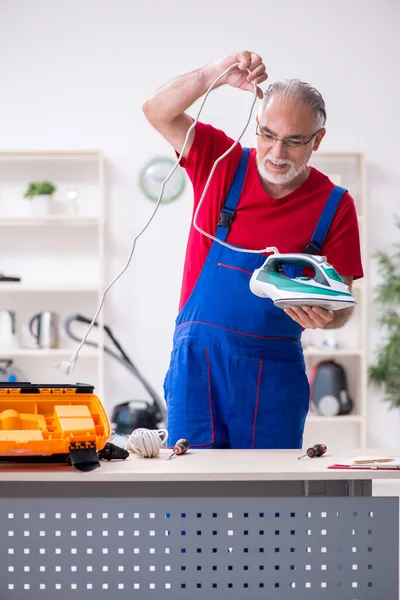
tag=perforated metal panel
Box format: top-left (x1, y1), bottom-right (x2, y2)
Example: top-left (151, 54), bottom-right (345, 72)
top-left (0, 495), bottom-right (397, 600)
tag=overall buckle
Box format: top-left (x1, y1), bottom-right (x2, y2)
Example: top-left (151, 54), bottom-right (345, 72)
top-left (218, 209), bottom-right (235, 229)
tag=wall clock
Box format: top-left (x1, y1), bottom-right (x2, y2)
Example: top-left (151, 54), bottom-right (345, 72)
top-left (139, 156), bottom-right (186, 203)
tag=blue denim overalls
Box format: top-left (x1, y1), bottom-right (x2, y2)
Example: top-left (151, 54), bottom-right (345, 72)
top-left (164, 148), bottom-right (346, 449)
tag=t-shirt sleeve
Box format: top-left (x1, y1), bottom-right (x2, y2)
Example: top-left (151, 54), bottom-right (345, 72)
top-left (178, 121), bottom-right (241, 209)
top-left (321, 192), bottom-right (364, 280)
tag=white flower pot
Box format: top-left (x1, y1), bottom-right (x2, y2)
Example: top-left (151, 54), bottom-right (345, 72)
top-left (28, 194), bottom-right (54, 217)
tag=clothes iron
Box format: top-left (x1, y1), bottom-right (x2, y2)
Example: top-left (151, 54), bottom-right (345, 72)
top-left (249, 248), bottom-right (357, 311)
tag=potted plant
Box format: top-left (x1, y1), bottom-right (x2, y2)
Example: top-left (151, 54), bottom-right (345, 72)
top-left (23, 180), bottom-right (57, 216)
top-left (369, 219), bottom-right (400, 407)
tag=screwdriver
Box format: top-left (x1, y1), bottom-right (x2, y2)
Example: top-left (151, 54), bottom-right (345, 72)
top-left (168, 438), bottom-right (190, 460)
top-left (298, 443), bottom-right (327, 460)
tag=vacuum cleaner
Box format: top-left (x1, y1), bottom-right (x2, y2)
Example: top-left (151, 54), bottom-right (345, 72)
top-left (64, 315), bottom-right (166, 434)
top-left (250, 248), bottom-right (357, 311)
top-left (309, 360), bottom-right (354, 416)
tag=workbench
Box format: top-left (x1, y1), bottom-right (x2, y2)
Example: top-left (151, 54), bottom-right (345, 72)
top-left (0, 448), bottom-right (398, 599)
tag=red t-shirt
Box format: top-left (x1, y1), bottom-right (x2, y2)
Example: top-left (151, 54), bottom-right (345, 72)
top-left (178, 121), bottom-right (364, 310)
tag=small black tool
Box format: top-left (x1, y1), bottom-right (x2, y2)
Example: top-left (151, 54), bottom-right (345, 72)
top-left (98, 442), bottom-right (129, 461)
top-left (298, 443), bottom-right (327, 460)
top-left (168, 438), bottom-right (190, 460)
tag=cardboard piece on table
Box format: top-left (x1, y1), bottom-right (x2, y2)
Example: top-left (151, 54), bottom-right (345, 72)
top-left (328, 455), bottom-right (400, 470)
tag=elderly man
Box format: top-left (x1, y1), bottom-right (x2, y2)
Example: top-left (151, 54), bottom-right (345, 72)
top-left (143, 50), bottom-right (363, 450)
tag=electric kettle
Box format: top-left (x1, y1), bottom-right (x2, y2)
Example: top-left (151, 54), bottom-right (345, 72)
top-left (0, 310), bottom-right (18, 350)
top-left (29, 311), bottom-right (60, 349)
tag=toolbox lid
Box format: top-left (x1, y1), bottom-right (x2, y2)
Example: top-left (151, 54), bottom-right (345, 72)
top-left (0, 382), bottom-right (95, 394)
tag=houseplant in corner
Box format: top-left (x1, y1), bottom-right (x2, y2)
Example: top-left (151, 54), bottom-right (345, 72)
top-left (369, 219), bottom-right (400, 408)
top-left (24, 180), bottom-right (57, 216)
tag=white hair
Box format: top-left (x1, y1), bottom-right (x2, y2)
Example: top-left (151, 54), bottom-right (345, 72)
top-left (258, 79), bottom-right (327, 128)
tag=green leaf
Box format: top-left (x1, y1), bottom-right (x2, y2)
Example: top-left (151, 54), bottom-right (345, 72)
top-left (369, 218), bottom-right (400, 408)
top-left (23, 180), bottom-right (56, 199)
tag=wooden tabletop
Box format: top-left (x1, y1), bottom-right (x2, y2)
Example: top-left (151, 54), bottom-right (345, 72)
top-left (0, 449), bottom-right (399, 482)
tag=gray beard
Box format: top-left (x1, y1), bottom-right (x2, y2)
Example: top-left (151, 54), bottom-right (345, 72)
top-left (257, 158), bottom-right (306, 185)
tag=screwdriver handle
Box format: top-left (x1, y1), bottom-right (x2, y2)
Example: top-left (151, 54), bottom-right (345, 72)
top-left (298, 443), bottom-right (327, 460)
top-left (313, 443), bottom-right (327, 457)
top-left (172, 438), bottom-right (190, 456)
top-left (168, 438), bottom-right (190, 460)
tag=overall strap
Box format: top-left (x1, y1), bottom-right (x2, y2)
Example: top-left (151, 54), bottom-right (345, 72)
top-left (283, 185), bottom-right (348, 279)
top-left (303, 185), bottom-right (347, 254)
top-left (215, 147), bottom-right (251, 242)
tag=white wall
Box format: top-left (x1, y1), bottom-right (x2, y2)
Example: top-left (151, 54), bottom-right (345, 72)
top-left (0, 0), bottom-right (399, 445)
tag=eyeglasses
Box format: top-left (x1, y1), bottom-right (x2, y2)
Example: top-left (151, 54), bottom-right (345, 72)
top-left (256, 123), bottom-right (322, 149)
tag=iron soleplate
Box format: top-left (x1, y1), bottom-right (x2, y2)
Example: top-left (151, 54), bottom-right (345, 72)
top-left (274, 297), bottom-right (357, 311)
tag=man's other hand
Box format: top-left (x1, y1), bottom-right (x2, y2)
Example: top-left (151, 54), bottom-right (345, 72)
top-left (284, 306), bottom-right (334, 329)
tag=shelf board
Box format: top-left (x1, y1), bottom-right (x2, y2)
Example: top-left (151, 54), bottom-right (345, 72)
top-left (0, 150), bottom-right (102, 160)
top-left (307, 414), bottom-right (363, 424)
top-left (303, 348), bottom-right (363, 357)
top-left (0, 282), bottom-right (99, 293)
top-left (0, 216), bottom-right (100, 227)
top-left (0, 348), bottom-right (98, 359)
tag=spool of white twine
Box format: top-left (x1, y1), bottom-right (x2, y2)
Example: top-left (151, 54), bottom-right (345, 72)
top-left (126, 428), bottom-right (169, 458)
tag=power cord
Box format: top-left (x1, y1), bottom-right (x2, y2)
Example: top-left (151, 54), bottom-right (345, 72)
top-left (56, 62), bottom-right (272, 376)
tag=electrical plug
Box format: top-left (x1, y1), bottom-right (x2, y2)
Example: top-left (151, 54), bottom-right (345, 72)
top-left (55, 356), bottom-right (77, 375)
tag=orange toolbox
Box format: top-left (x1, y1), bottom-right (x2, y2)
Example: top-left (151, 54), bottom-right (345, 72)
top-left (0, 382), bottom-right (111, 471)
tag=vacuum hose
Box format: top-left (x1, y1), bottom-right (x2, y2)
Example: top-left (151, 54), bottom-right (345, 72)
top-left (64, 314), bottom-right (166, 422)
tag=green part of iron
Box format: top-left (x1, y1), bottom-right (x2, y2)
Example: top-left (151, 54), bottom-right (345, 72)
top-left (250, 250), bottom-right (357, 311)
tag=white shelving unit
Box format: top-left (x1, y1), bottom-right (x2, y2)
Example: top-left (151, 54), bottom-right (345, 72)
top-left (0, 348), bottom-right (99, 359)
top-left (0, 283), bottom-right (99, 292)
top-left (302, 152), bottom-right (368, 448)
top-left (0, 215), bottom-right (99, 224)
top-left (0, 150), bottom-right (105, 398)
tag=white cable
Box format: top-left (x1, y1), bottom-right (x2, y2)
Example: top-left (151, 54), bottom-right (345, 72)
top-left (191, 70), bottom-right (274, 255)
top-left (56, 62), bottom-right (271, 375)
top-left (126, 428), bottom-right (168, 458)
